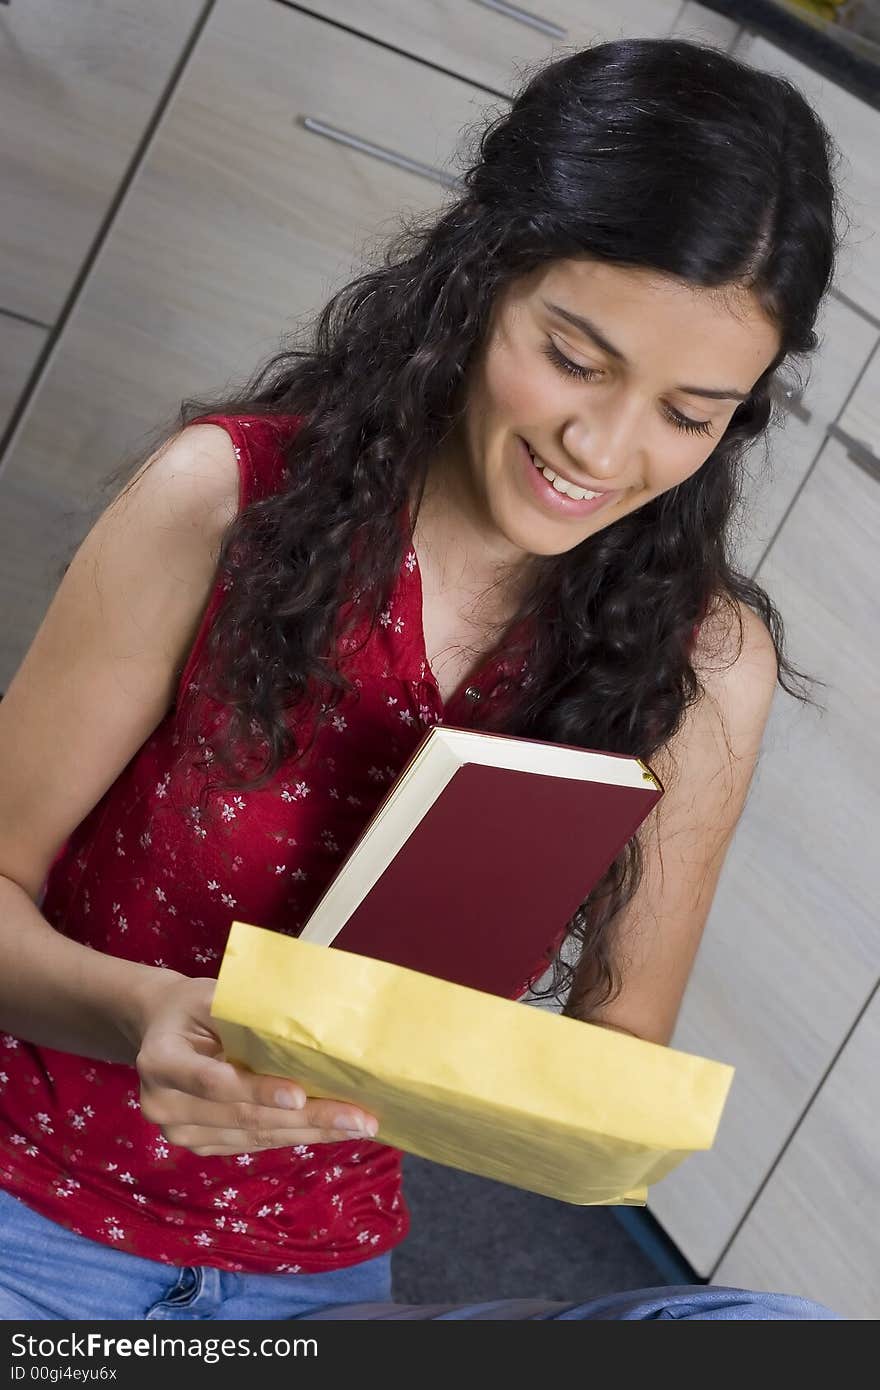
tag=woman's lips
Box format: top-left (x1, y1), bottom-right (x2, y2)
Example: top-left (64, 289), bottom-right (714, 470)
top-left (519, 437), bottom-right (620, 516)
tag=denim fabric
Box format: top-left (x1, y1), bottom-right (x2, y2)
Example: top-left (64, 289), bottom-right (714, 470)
top-left (302, 1288), bottom-right (842, 1319)
top-left (0, 1187), bottom-right (840, 1321)
top-left (0, 1189), bottom-right (391, 1321)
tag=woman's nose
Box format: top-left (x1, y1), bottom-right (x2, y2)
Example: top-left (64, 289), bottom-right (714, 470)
top-left (566, 393), bottom-right (643, 481)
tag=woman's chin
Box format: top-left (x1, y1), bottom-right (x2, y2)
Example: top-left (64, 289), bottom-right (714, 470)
top-left (493, 510), bottom-right (572, 561)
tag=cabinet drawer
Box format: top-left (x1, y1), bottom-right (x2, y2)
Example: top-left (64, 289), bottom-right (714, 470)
top-left (838, 342), bottom-right (880, 463)
top-left (0, 314), bottom-right (45, 443)
top-left (670, 2), bottom-right (739, 49)
top-left (733, 294), bottom-right (877, 578)
top-left (0, 0), bottom-right (202, 324)
top-left (715, 986), bottom-right (880, 1320)
top-left (302, 0), bottom-right (681, 93)
top-left (0, 0), bottom-right (498, 687)
top-left (649, 438), bottom-right (880, 1273)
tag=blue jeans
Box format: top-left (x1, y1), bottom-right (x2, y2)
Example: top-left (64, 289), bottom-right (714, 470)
top-left (0, 1188), bottom-right (840, 1320)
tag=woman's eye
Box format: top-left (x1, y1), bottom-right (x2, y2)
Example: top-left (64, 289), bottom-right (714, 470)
top-left (662, 408), bottom-right (713, 438)
top-left (541, 339), bottom-right (600, 382)
top-left (540, 338), bottom-right (713, 439)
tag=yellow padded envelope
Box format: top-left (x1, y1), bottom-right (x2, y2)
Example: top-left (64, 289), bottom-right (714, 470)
top-left (212, 922), bottom-right (734, 1206)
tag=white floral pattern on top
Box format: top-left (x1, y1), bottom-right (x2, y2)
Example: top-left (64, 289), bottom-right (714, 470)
top-left (0, 413), bottom-right (536, 1276)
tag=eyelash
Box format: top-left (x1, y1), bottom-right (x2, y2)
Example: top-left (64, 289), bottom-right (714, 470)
top-left (540, 340), bottom-right (713, 438)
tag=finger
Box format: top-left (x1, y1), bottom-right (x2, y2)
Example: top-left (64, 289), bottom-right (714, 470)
top-left (299, 1099), bottom-right (380, 1136)
top-left (138, 1042), bottom-right (379, 1134)
top-left (164, 1125), bottom-right (373, 1156)
top-left (141, 1090), bottom-right (377, 1138)
top-left (140, 1036), bottom-right (308, 1111)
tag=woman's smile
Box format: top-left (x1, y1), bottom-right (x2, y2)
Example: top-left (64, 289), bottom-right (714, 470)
top-left (518, 436), bottom-right (623, 517)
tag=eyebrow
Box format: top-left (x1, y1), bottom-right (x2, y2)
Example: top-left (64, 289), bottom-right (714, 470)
top-left (542, 300), bottom-right (751, 402)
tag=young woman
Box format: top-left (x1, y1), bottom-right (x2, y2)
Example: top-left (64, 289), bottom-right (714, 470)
top-left (0, 39), bottom-right (843, 1319)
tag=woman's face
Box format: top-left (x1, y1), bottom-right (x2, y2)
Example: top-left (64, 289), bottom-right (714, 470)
top-left (444, 258), bottom-right (782, 563)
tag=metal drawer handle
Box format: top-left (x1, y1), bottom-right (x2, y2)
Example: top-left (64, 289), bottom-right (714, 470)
top-left (472, 0), bottom-right (567, 41)
top-left (299, 116), bottom-right (464, 191)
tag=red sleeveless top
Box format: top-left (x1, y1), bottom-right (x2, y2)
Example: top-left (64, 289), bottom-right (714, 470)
top-left (0, 413), bottom-right (705, 1272)
top-left (0, 413), bottom-right (547, 1274)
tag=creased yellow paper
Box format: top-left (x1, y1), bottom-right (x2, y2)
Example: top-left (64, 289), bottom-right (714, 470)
top-left (211, 922), bottom-right (734, 1207)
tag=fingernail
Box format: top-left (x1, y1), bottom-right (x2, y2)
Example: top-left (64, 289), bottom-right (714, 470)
top-left (276, 1088), bottom-right (305, 1109)
top-left (334, 1114), bottom-right (365, 1131)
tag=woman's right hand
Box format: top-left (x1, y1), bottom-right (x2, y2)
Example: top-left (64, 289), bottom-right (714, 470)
top-left (134, 973), bottom-right (379, 1155)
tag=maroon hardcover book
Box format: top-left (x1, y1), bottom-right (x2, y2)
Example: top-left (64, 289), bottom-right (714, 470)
top-left (299, 728), bottom-right (664, 999)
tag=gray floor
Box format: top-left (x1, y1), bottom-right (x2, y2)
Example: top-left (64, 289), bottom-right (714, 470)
top-left (392, 1155), bottom-right (667, 1304)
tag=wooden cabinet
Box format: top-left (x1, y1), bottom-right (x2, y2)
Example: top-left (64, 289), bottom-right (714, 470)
top-left (646, 33), bottom-right (880, 1307)
top-left (0, 315), bottom-right (45, 441)
top-left (0, 0), bottom-right (202, 325)
top-left (670, 2), bottom-right (739, 48)
top-left (301, 0), bottom-right (681, 94)
top-left (716, 986), bottom-right (879, 1320)
top-left (838, 341), bottom-right (880, 462)
top-left (733, 294), bottom-right (877, 578)
top-left (649, 437), bottom-right (880, 1299)
top-left (0, 0), bottom-right (488, 687)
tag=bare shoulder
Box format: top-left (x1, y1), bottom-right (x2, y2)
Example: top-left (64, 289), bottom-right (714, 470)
top-left (113, 421), bottom-right (241, 552)
top-left (649, 594), bottom-right (779, 802)
top-left (690, 595), bottom-right (779, 741)
top-left (0, 422), bottom-right (242, 900)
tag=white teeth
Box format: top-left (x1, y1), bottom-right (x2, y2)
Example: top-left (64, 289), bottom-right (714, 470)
top-left (528, 446), bottom-right (601, 501)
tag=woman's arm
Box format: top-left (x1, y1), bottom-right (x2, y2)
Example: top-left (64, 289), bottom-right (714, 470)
top-left (580, 599), bottom-right (779, 1046)
top-left (0, 424), bottom-right (240, 1058)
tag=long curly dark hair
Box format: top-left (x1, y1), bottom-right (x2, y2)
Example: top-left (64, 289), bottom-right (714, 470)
top-left (100, 38), bottom-right (843, 1018)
